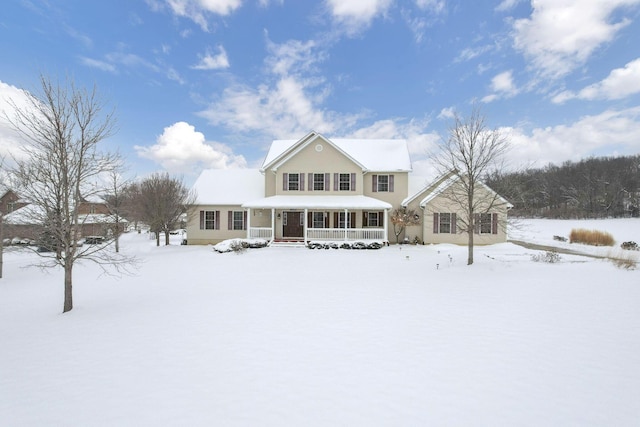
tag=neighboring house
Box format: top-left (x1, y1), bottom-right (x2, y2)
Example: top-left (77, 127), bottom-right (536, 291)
top-left (187, 131), bottom-right (511, 246)
top-left (2, 195), bottom-right (128, 242)
top-left (0, 190), bottom-right (28, 216)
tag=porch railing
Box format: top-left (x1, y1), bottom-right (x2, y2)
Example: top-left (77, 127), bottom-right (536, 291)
top-left (248, 227), bottom-right (273, 240)
top-left (306, 228), bottom-right (386, 241)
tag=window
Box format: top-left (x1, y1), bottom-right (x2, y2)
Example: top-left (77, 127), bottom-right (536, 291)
top-left (312, 212), bottom-right (325, 228)
top-left (200, 210), bottom-right (219, 230)
top-left (372, 174), bottom-right (394, 192)
top-left (288, 173), bottom-right (300, 191)
top-left (338, 212), bottom-right (350, 228)
top-left (7, 202), bottom-right (15, 213)
top-left (367, 212), bottom-right (379, 227)
top-left (339, 173), bottom-right (351, 191)
top-left (232, 211), bottom-right (245, 230)
top-left (313, 173), bottom-right (325, 191)
top-left (480, 213), bottom-right (493, 234)
top-left (377, 175), bottom-right (389, 192)
top-left (439, 213), bottom-right (451, 234)
top-left (433, 213), bottom-right (456, 234)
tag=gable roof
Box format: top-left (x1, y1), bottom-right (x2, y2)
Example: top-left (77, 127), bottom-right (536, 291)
top-left (262, 131), bottom-right (412, 173)
top-left (192, 169), bottom-right (265, 205)
top-left (403, 171), bottom-right (513, 208)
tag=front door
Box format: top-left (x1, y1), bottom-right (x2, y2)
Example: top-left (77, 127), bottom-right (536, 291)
top-left (283, 211), bottom-right (304, 239)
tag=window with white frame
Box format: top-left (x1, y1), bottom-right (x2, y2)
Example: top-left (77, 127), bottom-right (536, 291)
top-left (338, 212), bottom-right (352, 228)
top-left (439, 213), bottom-right (451, 234)
top-left (312, 212), bottom-right (325, 228)
top-left (480, 213), bottom-right (492, 234)
top-left (367, 212), bottom-right (379, 227)
top-left (232, 211), bottom-right (245, 230)
top-left (377, 175), bottom-right (389, 192)
top-left (339, 173), bottom-right (351, 191)
top-left (313, 173), bottom-right (325, 191)
top-left (288, 173), bottom-right (300, 191)
top-left (204, 211), bottom-right (216, 229)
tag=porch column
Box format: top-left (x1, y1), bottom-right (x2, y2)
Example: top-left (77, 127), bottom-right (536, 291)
top-left (304, 208), bottom-right (308, 244)
top-left (246, 208), bottom-right (251, 239)
top-left (271, 208), bottom-right (275, 242)
top-left (344, 208), bottom-right (348, 241)
top-left (384, 209), bottom-right (389, 243)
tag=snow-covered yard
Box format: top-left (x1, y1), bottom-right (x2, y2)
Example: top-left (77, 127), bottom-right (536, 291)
top-left (1, 219), bottom-right (639, 426)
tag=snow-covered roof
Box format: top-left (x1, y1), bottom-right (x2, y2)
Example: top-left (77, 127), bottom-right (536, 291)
top-left (242, 195), bottom-right (392, 210)
top-left (403, 171), bottom-right (513, 208)
top-left (192, 169), bottom-right (265, 205)
top-left (262, 132), bottom-right (412, 172)
top-left (4, 204), bottom-right (129, 225)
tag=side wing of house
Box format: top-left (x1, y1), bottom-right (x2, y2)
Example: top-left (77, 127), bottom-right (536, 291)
top-left (405, 173), bottom-right (511, 245)
top-left (186, 169), bottom-right (266, 245)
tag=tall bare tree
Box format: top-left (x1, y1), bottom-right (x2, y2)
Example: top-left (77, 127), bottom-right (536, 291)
top-left (433, 106), bottom-right (509, 265)
top-left (7, 75), bottom-right (130, 313)
top-left (137, 172), bottom-right (194, 246)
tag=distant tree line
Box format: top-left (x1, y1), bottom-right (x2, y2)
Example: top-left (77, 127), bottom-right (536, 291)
top-left (486, 155), bottom-right (640, 218)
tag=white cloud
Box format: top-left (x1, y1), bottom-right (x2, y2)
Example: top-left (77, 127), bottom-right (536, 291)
top-left (504, 107), bottom-right (640, 169)
top-left (191, 46), bottom-right (230, 70)
top-left (265, 38), bottom-right (323, 76)
top-left (512, 0), bottom-right (640, 79)
top-left (415, 0), bottom-right (445, 13)
top-left (135, 121), bottom-right (247, 173)
top-left (159, 0), bottom-right (243, 31)
top-left (552, 58), bottom-right (640, 103)
top-left (326, 0), bottom-right (393, 35)
top-left (437, 107), bottom-right (455, 120)
top-left (482, 70), bottom-right (518, 102)
top-left (495, 0), bottom-right (523, 12)
top-left (79, 57), bottom-right (117, 73)
top-left (0, 80), bottom-right (32, 163)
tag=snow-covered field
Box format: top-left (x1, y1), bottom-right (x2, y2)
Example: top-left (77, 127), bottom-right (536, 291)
top-left (1, 219), bottom-right (639, 426)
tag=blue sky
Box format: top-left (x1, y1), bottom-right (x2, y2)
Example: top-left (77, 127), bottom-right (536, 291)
top-left (1, 0), bottom-right (640, 184)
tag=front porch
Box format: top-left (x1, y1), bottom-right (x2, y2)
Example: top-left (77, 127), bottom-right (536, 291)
top-left (242, 195), bottom-right (392, 245)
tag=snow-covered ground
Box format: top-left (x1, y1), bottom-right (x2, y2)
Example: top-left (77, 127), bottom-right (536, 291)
top-left (1, 220), bottom-right (639, 426)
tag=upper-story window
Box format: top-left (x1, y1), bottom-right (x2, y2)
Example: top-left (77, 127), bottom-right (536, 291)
top-left (339, 173), bottom-right (351, 191)
top-left (288, 173), bottom-right (300, 191)
top-left (372, 174), bottom-right (394, 192)
top-left (283, 173), bottom-right (304, 191)
top-left (313, 173), bottom-right (325, 191)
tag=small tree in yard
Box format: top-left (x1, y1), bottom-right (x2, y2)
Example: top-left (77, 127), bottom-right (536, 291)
top-left (6, 75), bottom-right (133, 313)
top-left (433, 106), bottom-right (509, 265)
top-left (102, 167), bottom-right (130, 253)
top-left (390, 207), bottom-right (421, 244)
top-left (137, 172), bottom-right (194, 246)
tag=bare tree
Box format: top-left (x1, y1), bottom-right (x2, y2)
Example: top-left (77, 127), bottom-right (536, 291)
top-left (6, 75), bottom-right (132, 313)
top-left (433, 106), bottom-right (509, 265)
top-left (390, 207), bottom-right (421, 244)
top-left (137, 172), bottom-right (194, 246)
top-left (102, 166), bottom-right (130, 253)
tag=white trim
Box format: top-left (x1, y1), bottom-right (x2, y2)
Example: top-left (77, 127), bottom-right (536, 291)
top-left (242, 195), bottom-right (392, 210)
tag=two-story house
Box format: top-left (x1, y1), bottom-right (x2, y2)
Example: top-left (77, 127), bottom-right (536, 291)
top-left (187, 131), bottom-right (511, 246)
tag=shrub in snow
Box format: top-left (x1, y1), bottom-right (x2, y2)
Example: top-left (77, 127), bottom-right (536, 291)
top-left (553, 235), bottom-right (567, 242)
top-left (531, 251), bottom-right (561, 263)
top-left (620, 241), bottom-right (639, 251)
top-left (307, 241), bottom-right (383, 250)
top-left (213, 238), bottom-right (267, 253)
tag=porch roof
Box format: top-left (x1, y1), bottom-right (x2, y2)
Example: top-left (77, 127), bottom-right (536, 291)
top-left (242, 195), bottom-right (392, 210)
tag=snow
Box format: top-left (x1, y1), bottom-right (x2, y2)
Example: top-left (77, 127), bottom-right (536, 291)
top-left (264, 135), bottom-right (412, 172)
top-left (242, 194), bottom-right (392, 209)
top-left (192, 169), bottom-right (265, 205)
top-left (1, 219), bottom-right (640, 425)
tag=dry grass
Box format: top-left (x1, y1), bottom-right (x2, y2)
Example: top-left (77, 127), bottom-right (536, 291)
top-left (569, 228), bottom-right (615, 246)
top-left (608, 249), bottom-right (639, 270)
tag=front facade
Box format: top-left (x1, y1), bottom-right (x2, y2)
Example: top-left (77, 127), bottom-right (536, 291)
top-left (187, 132), bottom-right (511, 246)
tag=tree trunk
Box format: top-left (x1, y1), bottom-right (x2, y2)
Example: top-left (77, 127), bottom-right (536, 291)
top-left (467, 225), bottom-right (474, 265)
top-left (165, 229), bottom-right (170, 246)
top-left (63, 262), bottom-right (73, 313)
top-left (155, 231), bottom-right (160, 247)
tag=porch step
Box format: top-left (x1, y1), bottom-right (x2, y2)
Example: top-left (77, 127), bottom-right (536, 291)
top-left (269, 240), bottom-right (306, 247)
